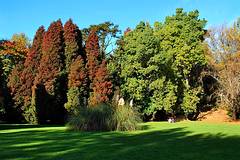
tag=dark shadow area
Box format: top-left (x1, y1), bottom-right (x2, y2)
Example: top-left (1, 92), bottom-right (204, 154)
top-left (1, 124), bottom-right (240, 160)
top-left (35, 84), bottom-right (67, 124)
top-left (0, 124), bottom-right (62, 130)
top-left (139, 124), bottom-right (151, 131)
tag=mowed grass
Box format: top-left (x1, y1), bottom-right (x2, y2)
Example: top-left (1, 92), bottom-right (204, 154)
top-left (1, 122), bottom-right (240, 160)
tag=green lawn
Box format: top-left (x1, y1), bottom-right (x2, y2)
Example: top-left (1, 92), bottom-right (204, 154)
top-left (1, 122), bottom-right (240, 160)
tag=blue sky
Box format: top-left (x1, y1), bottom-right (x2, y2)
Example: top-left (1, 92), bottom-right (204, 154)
top-left (0, 0), bottom-right (240, 40)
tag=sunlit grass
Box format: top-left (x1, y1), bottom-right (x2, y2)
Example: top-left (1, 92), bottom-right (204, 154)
top-left (1, 122), bottom-right (240, 160)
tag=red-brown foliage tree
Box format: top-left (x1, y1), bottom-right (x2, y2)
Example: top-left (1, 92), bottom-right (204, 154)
top-left (7, 61), bottom-right (24, 121)
top-left (1, 37), bottom-right (29, 122)
top-left (64, 19), bottom-right (83, 72)
top-left (85, 29), bottom-right (113, 106)
top-left (85, 29), bottom-right (101, 82)
top-left (5, 33), bottom-right (30, 113)
top-left (34, 20), bottom-right (66, 124)
top-left (7, 62), bottom-right (24, 106)
top-left (65, 56), bottom-right (88, 112)
top-left (18, 26), bottom-right (45, 123)
top-left (35, 20), bottom-right (65, 93)
top-left (68, 56), bottom-right (87, 89)
top-left (89, 60), bottom-right (112, 106)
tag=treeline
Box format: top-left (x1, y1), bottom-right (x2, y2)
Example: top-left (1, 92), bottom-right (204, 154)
top-left (0, 19), bottom-right (113, 124)
top-left (0, 8), bottom-right (239, 124)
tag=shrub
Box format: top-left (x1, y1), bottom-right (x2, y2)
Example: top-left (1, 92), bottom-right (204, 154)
top-left (111, 105), bottom-right (142, 131)
top-left (64, 87), bottom-right (82, 113)
top-left (67, 103), bottom-right (141, 132)
top-left (67, 103), bottom-right (114, 131)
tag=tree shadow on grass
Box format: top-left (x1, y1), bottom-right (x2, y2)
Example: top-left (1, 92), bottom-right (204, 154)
top-left (0, 124), bottom-right (62, 130)
top-left (0, 124), bottom-right (240, 160)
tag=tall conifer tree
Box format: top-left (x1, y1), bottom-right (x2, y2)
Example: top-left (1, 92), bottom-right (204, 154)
top-left (89, 60), bottom-right (112, 106)
top-left (20, 26), bottom-right (45, 124)
top-left (63, 19), bottom-right (83, 72)
top-left (65, 56), bottom-right (87, 112)
top-left (34, 20), bottom-right (66, 123)
top-left (85, 29), bottom-right (101, 82)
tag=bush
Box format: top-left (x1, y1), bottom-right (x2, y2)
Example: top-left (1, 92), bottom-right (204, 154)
top-left (64, 87), bottom-right (83, 113)
top-left (67, 104), bottom-right (114, 131)
top-left (111, 105), bottom-right (142, 131)
top-left (67, 104), bottom-right (141, 131)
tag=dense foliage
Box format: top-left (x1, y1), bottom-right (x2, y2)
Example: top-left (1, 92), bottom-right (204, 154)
top-left (1, 8), bottom-right (240, 125)
top-left (89, 60), bottom-right (112, 106)
top-left (33, 20), bottom-right (66, 124)
top-left (65, 56), bottom-right (87, 113)
top-left (110, 9), bottom-right (207, 120)
top-left (63, 19), bottom-right (83, 72)
top-left (0, 18), bottom-right (114, 124)
top-left (18, 26), bottom-right (45, 124)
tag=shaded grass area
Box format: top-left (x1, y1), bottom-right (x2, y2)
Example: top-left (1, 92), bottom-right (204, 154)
top-left (1, 122), bottom-right (240, 160)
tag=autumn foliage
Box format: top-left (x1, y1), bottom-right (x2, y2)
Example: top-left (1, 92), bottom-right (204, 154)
top-left (19, 26), bottom-right (45, 123)
top-left (68, 56), bottom-right (87, 88)
top-left (33, 20), bottom-right (66, 124)
top-left (1, 19), bottom-right (113, 124)
top-left (85, 29), bottom-right (113, 106)
top-left (86, 29), bottom-right (101, 82)
top-left (0, 40), bottom-right (28, 57)
top-left (35, 20), bottom-right (65, 94)
top-left (89, 60), bottom-right (112, 106)
top-left (65, 56), bottom-right (87, 112)
top-left (64, 19), bottom-right (83, 72)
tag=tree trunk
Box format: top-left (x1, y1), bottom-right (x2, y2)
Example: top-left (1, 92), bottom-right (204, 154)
top-left (232, 108), bottom-right (237, 121)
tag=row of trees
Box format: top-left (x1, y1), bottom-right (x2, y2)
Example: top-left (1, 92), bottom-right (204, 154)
top-left (1, 8), bottom-right (240, 124)
top-left (1, 19), bottom-right (113, 124)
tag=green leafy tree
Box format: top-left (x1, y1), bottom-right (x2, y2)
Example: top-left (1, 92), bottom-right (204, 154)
top-left (154, 8), bottom-right (207, 118)
top-left (64, 19), bottom-right (87, 114)
top-left (0, 34), bottom-right (29, 82)
top-left (112, 22), bottom-right (159, 112)
top-left (147, 77), bottom-right (177, 118)
top-left (112, 9), bottom-right (207, 119)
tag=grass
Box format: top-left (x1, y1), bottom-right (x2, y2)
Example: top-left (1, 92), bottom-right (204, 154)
top-left (1, 121), bottom-right (240, 160)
